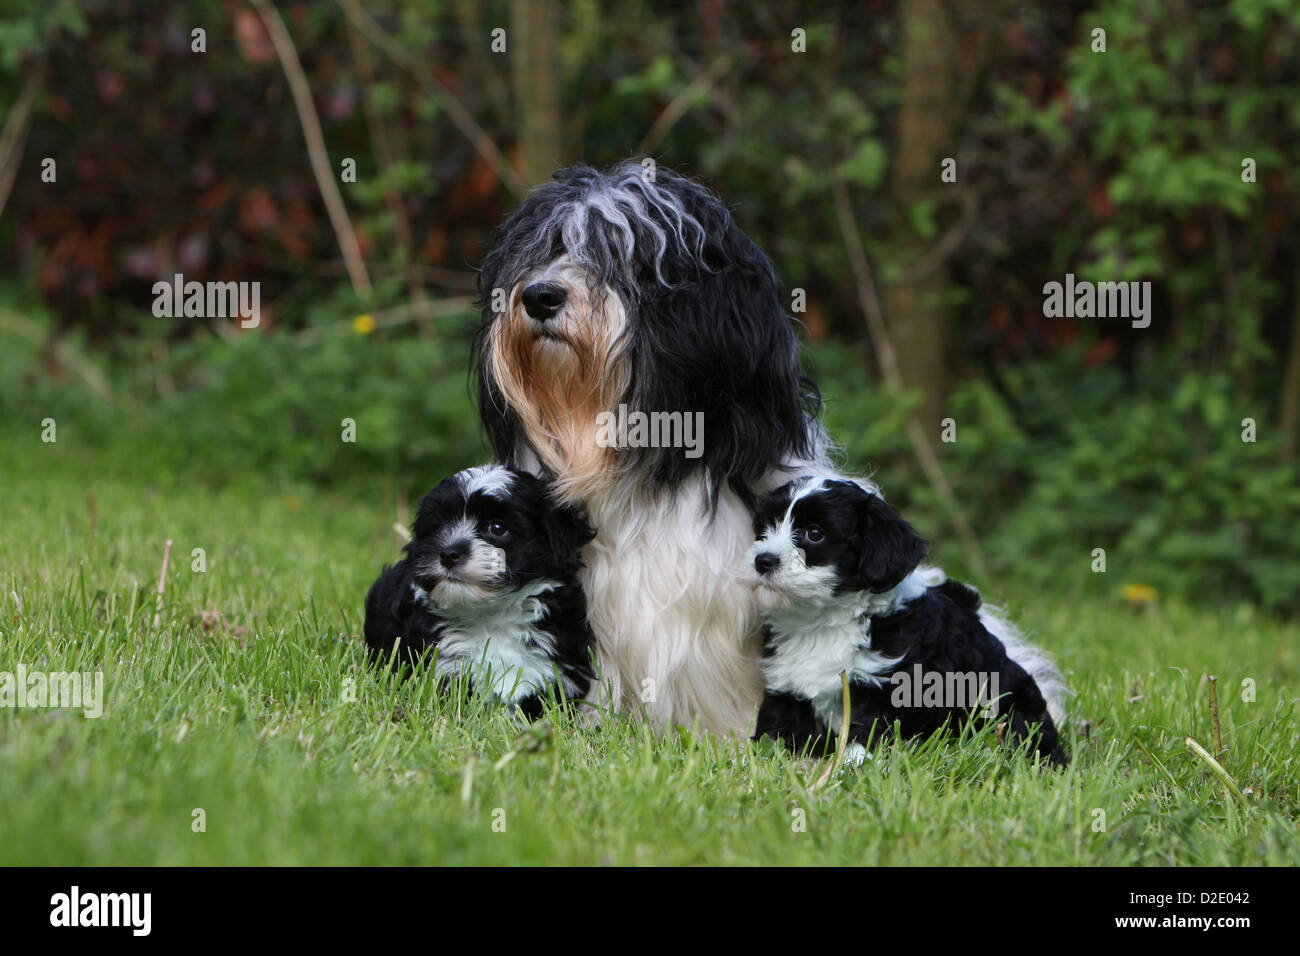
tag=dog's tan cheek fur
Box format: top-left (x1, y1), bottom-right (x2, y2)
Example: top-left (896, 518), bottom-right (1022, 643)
top-left (487, 288), bottom-right (629, 501)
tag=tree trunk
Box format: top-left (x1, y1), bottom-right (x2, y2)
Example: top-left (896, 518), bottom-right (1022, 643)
top-left (510, 0), bottom-right (561, 189)
top-left (883, 0), bottom-right (959, 439)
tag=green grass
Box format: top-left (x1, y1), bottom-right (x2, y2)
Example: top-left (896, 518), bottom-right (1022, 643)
top-left (1, 438), bottom-right (1297, 865)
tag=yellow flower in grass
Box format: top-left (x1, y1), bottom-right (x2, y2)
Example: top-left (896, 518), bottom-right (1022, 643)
top-left (1121, 583), bottom-right (1158, 607)
top-left (353, 314), bottom-right (376, 335)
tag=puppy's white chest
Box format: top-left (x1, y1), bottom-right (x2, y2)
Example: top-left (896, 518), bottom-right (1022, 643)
top-left (764, 627), bottom-right (888, 697)
top-left (435, 628), bottom-right (556, 701)
top-left (762, 596), bottom-right (902, 726)
top-left (422, 580), bottom-right (569, 701)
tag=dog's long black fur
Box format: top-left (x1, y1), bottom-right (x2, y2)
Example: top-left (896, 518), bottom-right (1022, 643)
top-left (472, 161), bottom-right (823, 507)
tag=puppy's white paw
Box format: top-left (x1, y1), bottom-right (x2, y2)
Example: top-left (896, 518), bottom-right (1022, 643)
top-left (842, 742), bottom-right (871, 767)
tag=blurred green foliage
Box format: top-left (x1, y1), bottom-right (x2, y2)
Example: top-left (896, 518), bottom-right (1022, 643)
top-left (815, 340), bottom-right (1300, 611)
top-left (2, 0), bottom-right (1299, 614)
top-left (0, 295), bottom-right (488, 495)
top-left (5, 305), bottom-right (1298, 612)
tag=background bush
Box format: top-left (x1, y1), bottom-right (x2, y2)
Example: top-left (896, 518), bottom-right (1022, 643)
top-left (2, 0), bottom-right (1298, 614)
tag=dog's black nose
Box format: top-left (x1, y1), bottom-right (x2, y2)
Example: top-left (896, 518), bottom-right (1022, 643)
top-left (440, 542), bottom-right (468, 568)
top-left (521, 282), bottom-right (566, 320)
top-left (754, 552), bottom-right (780, 575)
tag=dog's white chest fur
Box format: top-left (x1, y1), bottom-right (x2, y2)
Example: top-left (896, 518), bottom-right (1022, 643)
top-left (578, 476), bottom-right (763, 735)
top-left (420, 578), bottom-right (572, 701)
top-left (761, 591), bottom-right (903, 728)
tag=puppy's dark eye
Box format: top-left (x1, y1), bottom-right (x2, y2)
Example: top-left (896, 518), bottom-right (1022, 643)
top-left (801, 526), bottom-right (824, 544)
top-left (485, 520), bottom-right (510, 539)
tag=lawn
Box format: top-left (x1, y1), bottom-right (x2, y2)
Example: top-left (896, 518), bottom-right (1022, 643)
top-left (1, 439), bottom-right (1296, 866)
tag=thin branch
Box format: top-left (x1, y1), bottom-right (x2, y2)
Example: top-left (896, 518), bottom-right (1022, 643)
top-left (833, 175), bottom-right (904, 385)
top-left (221, 236), bottom-right (477, 289)
top-left (831, 172), bottom-right (987, 577)
top-left (250, 0), bottom-right (372, 299)
top-left (1185, 736), bottom-right (1248, 806)
top-left (893, 190), bottom-right (978, 285)
top-left (0, 308), bottom-right (115, 402)
top-left (152, 539), bottom-right (174, 632)
top-left (1207, 675), bottom-right (1224, 758)
top-left (340, 1), bottom-right (527, 197)
top-left (675, 53), bottom-right (739, 125)
top-left (292, 296), bottom-right (474, 344)
top-left (637, 54), bottom-right (732, 156)
top-left (0, 66), bottom-right (43, 220)
top-left (343, 0), bottom-right (431, 332)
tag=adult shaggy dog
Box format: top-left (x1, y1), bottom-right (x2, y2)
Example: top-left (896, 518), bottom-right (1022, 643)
top-left (472, 161), bottom-right (1066, 735)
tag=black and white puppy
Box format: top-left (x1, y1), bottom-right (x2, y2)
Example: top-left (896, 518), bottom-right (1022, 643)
top-left (364, 465), bottom-right (597, 719)
top-left (748, 476), bottom-right (1067, 766)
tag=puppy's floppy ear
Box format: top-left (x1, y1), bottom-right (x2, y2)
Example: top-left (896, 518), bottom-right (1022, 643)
top-left (853, 493), bottom-right (928, 592)
top-left (546, 500), bottom-right (597, 575)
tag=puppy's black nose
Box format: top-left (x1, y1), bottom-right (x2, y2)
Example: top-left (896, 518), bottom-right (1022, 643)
top-left (754, 552), bottom-right (780, 575)
top-left (440, 542), bottom-right (468, 568)
top-left (521, 282), bottom-right (566, 320)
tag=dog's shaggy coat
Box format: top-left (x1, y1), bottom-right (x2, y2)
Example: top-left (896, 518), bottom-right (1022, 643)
top-left (473, 162), bottom-right (1066, 734)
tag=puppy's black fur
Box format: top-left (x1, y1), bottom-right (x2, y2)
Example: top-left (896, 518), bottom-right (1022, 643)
top-left (751, 479), bottom-right (1067, 766)
top-left (364, 466), bottom-right (596, 719)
